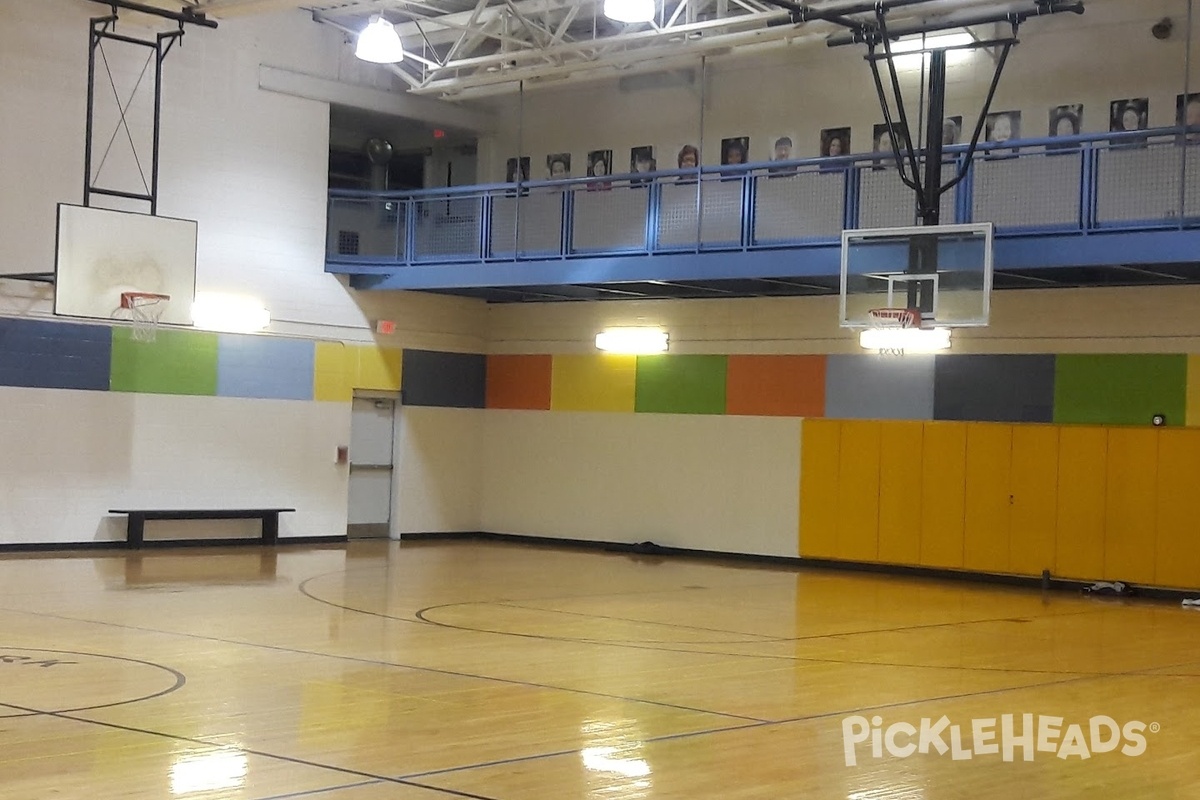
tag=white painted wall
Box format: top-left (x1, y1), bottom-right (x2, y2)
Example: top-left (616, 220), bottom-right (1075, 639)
top-left (0, 3), bottom-right (486, 546)
top-left (480, 410), bottom-right (801, 557)
top-left (0, 387), bottom-right (348, 545)
top-left (478, 0), bottom-right (1198, 179)
top-left (393, 407), bottom-right (484, 534)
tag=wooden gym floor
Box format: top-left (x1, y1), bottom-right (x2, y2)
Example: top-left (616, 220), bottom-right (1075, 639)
top-left (1, 539), bottom-right (1198, 799)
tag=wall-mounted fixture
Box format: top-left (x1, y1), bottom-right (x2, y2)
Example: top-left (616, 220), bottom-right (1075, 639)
top-left (596, 327), bottom-right (669, 354)
top-left (859, 327), bottom-right (952, 354)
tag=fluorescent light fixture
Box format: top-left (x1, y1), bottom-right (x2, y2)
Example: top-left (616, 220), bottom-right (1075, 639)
top-left (859, 326), bottom-right (951, 353)
top-left (192, 293), bottom-right (271, 333)
top-left (595, 327), bottom-right (668, 354)
top-left (603, 0), bottom-right (655, 24)
top-left (889, 31), bottom-right (975, 67)
top-left (355, 15), bottom-right (405, 63)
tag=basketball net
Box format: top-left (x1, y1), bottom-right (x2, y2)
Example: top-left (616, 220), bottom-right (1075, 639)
top-left (865, 308), bottom-right (919, 357)
top-left (119, 292), bottom-right (170, 342)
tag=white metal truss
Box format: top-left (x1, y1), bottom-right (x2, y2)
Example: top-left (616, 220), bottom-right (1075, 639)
top-left (170, 0), bottom-right (1018, 98)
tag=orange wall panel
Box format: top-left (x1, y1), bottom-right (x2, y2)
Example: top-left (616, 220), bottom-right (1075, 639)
top-left (726, 355), bottom-right (826, 417)
top-left (486, 354), bottom-right (552, 410)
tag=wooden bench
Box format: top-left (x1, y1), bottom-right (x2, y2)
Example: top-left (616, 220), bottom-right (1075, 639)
top-left (109, 508), bottom-right (296, 548)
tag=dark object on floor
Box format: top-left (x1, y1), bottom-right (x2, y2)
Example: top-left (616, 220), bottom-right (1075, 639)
top-left (1084, 581), bottom-right (1136, 597)
top-left (630, 541), bottom-right (670, 555)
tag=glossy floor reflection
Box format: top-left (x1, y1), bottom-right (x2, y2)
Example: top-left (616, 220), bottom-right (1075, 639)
top-left (1, 540), bottom-right (1198, 799)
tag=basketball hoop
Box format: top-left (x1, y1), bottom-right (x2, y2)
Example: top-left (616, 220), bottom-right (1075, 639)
top-left (865, 307), bottom-right (920, 357)
top-left (118, 292), bottom-right (170, 342)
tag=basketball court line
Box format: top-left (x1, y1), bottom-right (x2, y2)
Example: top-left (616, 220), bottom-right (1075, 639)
top-left (0, 699), bottom-right (500, 800)
top-left (6, 594), bottom-right (1199, 796)
top-left (410, 600), bottom-right (1143, 677)
top-left (492, 599), bottom-right (786, 640)
top-left (252, 780), bottom-right (384, 800)
top-left (0, 605), bottom-right (767, 723)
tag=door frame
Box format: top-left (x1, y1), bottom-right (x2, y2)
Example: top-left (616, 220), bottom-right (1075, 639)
top-left (347, 390), bottom-right (401, 539)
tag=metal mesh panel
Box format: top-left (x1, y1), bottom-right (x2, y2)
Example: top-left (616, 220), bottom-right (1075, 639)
top-left (856, 163), bottom-right (958, 229)
top-left (326, 197), bottom-right (402, 259)
top-left (412, 197), bottom-right (481, 261)
top-left (972, 150), bottom-right (1081, 229)
top-left (753, 170), bottom-right (844, 242)
top-left (858, 165), bottom-right (917, 229)
top-left (1097, 143), bottom-right (1181, 223)
top-left (656, 177), bottom-right (744, 248)
top-left (1183, 145), bottom-right (1200, 219)
top-left (490, 191), bottom-right (563, 257)
top-left (571, 186), bottom-right (648, 251)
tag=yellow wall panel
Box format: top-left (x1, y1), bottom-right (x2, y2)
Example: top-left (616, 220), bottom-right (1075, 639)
top-left (550, 355), bottom-right (637, 413)
top-left (963, 423), bottom-right (1012, 574)
top-left (800, 419), bottom-right (840, 559)
top-left (920, 422), bottom-right (967, 569)
top-left (1155, 428), bottom-right (1200, 589)
top-left (1187, 355), bottom-right (1200, 426)
top-left (877, 421), bottom-right (923, 566)
top-left (354, 345), bottom-right (403, 391)
top-left (1009, 425), bottom-right (1059, 576)
top-left (1103, 428), bottom-right (1158, 583)
top-left (313, 342), bottom-right (351, 402)
top-left (1055, 426), bottom-right (1108, 580)
top-left (836, 421), bottom-right (880, 562)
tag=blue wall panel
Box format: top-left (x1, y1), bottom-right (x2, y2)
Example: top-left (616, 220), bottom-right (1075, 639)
top-left (0, 318), bottom-right (110, 391)
top-left (825, 355), bottom-right (936, 420)
top-left (217, 335), bottom-right (314, 401)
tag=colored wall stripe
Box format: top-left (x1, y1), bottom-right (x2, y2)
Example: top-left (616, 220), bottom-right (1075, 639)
top-left (110, 327), bottom-right (218, 396)
top-left (934, 354), bottom-right (1055, 423)
top-left (218, 335), bottom-right (314, 401)
top-left (550, 354), bottom-right (637, 412)
top-left (486, 354), bottom-right (552, 410)
top-left (635, 354), bottom-right (727, 415)
top-left (402, 349), bottom-right (486, 408)
top-left (1054, 354), bottom-right (1186, 426)
top-left (825, 355), bottom-right (936, 420)
top-left (1186, 355), bottom-right (1200, 426)
top-left (726, 354), bottom-right (825, 417)
top-left (314, 342), bottom-right (352, 402)
top-left (0, 318), bottom-right (110, 391)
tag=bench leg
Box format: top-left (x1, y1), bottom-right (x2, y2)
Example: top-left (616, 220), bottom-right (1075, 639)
top-left (128, 515), bottom-right (145, 549)
top-left (262, 513), bottom-right (279, 545)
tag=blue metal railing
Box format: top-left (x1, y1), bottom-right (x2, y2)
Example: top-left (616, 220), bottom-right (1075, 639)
top-left (325, 127), bottom-right (1200, 270)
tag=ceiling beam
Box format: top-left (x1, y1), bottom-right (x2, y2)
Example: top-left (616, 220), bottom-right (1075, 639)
top-left (258, 65), bottom-right (497, 131)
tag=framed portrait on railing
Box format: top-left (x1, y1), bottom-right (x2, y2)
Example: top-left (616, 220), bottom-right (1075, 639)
top-left (871, 122), bottom-right (907, 169)
top-left (720, 136), bottom-right (750, 166)
top-left (1177, 93), bottom-right (1200, 143)
top-left (505, 156), bottom-right (530, 183)
top-left (1048, 104), bottom-right (1083, 151)
top-left (546, 153), bottom-right (571, 179)
top-left (1110, 98), bottom-right (1149, 149)
top-left (769, 135), bottom-right (796, 176)
top-left (1110, 98), bottom-right (1149, 132)
top-left (942, 116), bottom-right (963, 146)
top-left (630, 145), bottom-right (656, 185)
top-left (586, 149), bottom-right (613, 191)
top-left (820, 127), bottom-right (851, 158)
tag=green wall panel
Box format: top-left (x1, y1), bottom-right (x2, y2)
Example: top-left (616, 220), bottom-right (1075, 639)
top-left (1054, 354), bottom-right (1186, 426)
top-left (110, 328), bottom-right (219, 396)
top-left (634, 355), bottom-right (727, 414)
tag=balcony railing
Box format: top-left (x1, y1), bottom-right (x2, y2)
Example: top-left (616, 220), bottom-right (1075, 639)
top-left (326, 127), bottom-right (1200, 269)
